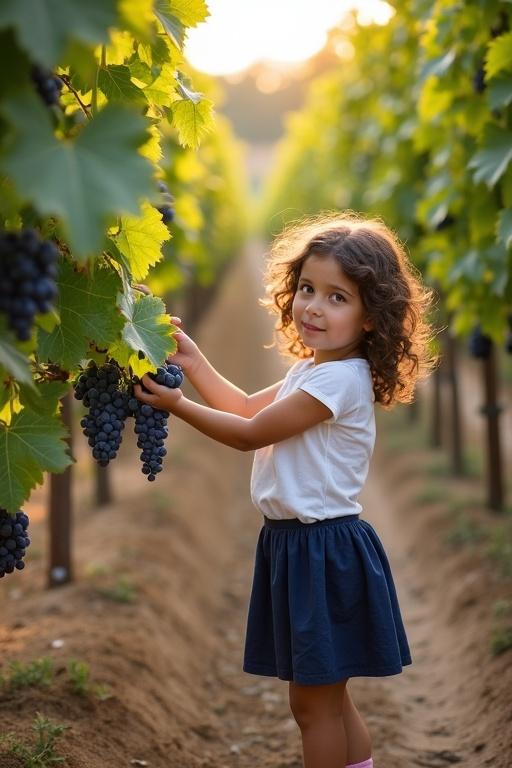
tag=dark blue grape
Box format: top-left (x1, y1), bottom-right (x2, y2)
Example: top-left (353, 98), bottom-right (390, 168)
top-left (73, 361), bottom-right (131, 466)
top-left (468, 325), bottom-right (492, 359)
top-left (31, 64), bottom-right (63, 107)
top-left (131, 361), bottom-right (183, 481)
top-left (0, 230), bottom-right (59, 342)
top-left (0, 508), bottom-right (30, 578)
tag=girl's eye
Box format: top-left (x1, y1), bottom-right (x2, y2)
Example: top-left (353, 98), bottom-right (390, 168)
top-left (332, 293), bottom-right (345, 303)
top-left (299, 284), bottom-right (313, 294)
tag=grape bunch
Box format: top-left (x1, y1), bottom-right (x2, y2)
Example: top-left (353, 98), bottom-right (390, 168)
top-left (156, 181), bottom-right (175, 225)
top-left (0, 508), bottom-right (30, 579)
top-left (74, 361), bottom-right (130, 467)
top-left (32, 64), bottom-right (64, 107)
top-left (468, 325), bottom-right (493, 360)
top-left (506, 315), bottom-right (512, 355)
top-left (0, 229), bottom-right (59, 341)
top-left (129, 363), bottom-right (184, 481)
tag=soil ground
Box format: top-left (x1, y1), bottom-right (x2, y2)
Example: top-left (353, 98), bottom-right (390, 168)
top-left (0, 242), bottom-right (511, 768)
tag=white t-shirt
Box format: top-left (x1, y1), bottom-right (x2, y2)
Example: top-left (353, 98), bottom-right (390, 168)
top-left (250, 358), bottom-right (376, 523)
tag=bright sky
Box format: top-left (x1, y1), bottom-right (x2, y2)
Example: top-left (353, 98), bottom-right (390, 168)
top-left (185, 0), bottom-right (393, 76)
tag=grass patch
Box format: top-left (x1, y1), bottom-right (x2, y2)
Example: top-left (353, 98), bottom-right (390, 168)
top-left (486, 518), bottom-right (512, 578)
top-left (444, 513), bottom-right (488, 548)
top-left (0, 658), bottom-right (54, 691)
top-left (67, 659), bottom-right (111, 700)
top-left (0, 713), bottom-right (67, 767)
top-left (490, 626), bottom-right (512, 656)
top-left (413, 485), bottom-right (446, 506)
top-left (97, 575), bottom-right (137, 604)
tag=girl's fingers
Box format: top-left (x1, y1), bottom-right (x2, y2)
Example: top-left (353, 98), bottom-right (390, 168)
top-left (170, 316), bottom-right (182, 325)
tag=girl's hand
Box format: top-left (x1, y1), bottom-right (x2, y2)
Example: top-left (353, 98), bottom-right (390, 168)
top-left (134, 374), bottom-right (184, 413)
top-left (168, 316), bottom-right (201, 376)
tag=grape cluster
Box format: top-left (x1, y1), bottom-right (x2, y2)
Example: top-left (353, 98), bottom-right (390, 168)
top-left (0, 509), bottom-right (30, 579)
top-left (506, 315), bottom-right (512, 355)
top-left (74, 362), bottom-right (130, 467)
top-left (129, 363), bottom-right (183, 481)
top-left (468, 325), bottom-right (492, 359)
top-left (32, 64), bottom-right (64, 107)
top-left (0, 229), bottom-right (59, 341)
top-left (156, 181), bottom-right (175, 225)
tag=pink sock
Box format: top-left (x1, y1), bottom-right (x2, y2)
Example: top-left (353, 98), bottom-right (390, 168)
top-left (346, 759), bottom-right (373, 768)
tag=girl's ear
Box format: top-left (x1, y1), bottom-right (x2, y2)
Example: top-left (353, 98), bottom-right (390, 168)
top-left (363, 317), bottom-right (373, 333)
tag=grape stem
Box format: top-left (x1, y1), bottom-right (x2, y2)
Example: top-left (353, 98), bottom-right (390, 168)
top-left (59, 74), bottom-right (91, 120)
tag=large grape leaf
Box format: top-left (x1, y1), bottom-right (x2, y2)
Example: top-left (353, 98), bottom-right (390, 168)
top-left (98, 65), bottom-right (147, 103)
top-left (170, 97), bottom-right (214, 148)
top-left (497, 208), bottom-right (512, 249)
top-left (112, 202), bottom-right (170, 281)
top-left (170, 0), bottom-right (209, 27)
top-left (1, 93), bottom-right (154, 258)
top-left (0, 409), bottom-right (73, 513)
top-left (0, 0), bottom-right (118, 70)
top-left (38, 260), bottom-right (124, 369)
top-left (18, 381), bottom-right (70, 416)
top-left (0, 337), bottom-right (33, 385)
top-left (468, 125), bottom-right (512, 188)
top-left (485, 32), bottom-right (512, 80)
top-left (117, 293), bottom-right (177, 369)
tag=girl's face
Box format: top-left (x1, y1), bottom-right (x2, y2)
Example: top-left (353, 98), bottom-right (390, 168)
top-left (292, 253), bottom-right (372, 364)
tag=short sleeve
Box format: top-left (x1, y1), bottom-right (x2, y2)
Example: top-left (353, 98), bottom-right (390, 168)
top-left (299, 363), bottom-right (361, 421)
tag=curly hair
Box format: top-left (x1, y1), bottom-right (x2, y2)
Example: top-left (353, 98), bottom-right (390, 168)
top-left (261, 211), bottom-right (438, 407)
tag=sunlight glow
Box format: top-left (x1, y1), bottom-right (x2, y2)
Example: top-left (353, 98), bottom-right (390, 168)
top-left (185, 0), bottom-right (393, 76)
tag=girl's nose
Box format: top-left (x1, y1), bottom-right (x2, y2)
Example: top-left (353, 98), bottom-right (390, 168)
top-left (305, 298), bottom-right (322, 315)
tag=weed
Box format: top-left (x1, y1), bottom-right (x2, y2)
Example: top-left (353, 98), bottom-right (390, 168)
top-left (414, 485), bottom-right (446, 506)
top-left (98, 575), bottom-right (137, 603)
top-left (444, 513), bottom-right (487, 548)
top-left (66, 659), bottom-right (112, 700)
top-left (1, 658), bottom-right (54, 690)
top-left (0, 712), bottom-right (67, 767)
top-left (490, 626), bottom-right (512, 656)
top-left (486, 519), bottom-right (512, 578)
top-left (492, 599), bottom-right (512, 619)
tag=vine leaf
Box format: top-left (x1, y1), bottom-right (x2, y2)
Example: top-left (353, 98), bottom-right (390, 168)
top-left (116, 293), bottom-right (177, 370)
top-left (0, 0), bottom-right (118, 69)
top-left (98, 64), bottom-right (148, 103)
top-left (0, 409), bottom-right (73, 514)
top-left (18, 381), bottom-right (70, 416)
top-left (0, 336), bottom-right (33, 385)
top-left (111, 202), bottom-right (171, 281)
top-left (485, 32), bottom-right (512, 80)
top-left (1, 93), bottom-right (154, 257)
top-left (468, 125), bottom-right (512, 188)
top-left (497, 208), bottom-right (512, 249)
top-left (170, 97), bottom-right (214, 148)
top-left (154, 0), bottom-right (209, 49)
top-left (38, 259), bottom-right (124, 369)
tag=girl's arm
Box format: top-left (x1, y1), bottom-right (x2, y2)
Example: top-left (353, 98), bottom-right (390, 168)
top-left (133, 375), bottom-right (332, 451)
top-left (169, 318), bottom-right (283, 417)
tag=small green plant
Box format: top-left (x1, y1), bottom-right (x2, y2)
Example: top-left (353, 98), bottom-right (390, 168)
top-left (490, 626), bottom-right (512, 656)
top-left (444, 513), bottom-right (487, 548)
top-left (486, 520), bottom-right (512, 578)
top-left (0, 713), bottom-right (67, 767)
top-left (2, 658), bottom-right (54, 690)
top-left (414, 485), bottom-right (446, 506)
top-left (98, 575), bottom-right (137, 603)
top-left (66, 659), bottom-right (112, 700)
top-left (492, 599), bottom-right (512, 619)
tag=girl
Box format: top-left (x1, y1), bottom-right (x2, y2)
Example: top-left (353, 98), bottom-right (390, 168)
top-left (134, 212), bottom-right (436, 768)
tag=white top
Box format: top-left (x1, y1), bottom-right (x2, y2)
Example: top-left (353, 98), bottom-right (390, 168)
top-left (250, 358), bottom-right (376, 524)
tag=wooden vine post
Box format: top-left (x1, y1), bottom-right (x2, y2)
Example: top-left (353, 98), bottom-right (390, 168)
top-left (48, 391), bottom-right (74, 587)
top-left (480, 343), bottom-right (504, 512)
top-left (96, 464), bottom-right (112, 507)
top-left (445, 332), bottom-right (465, 476)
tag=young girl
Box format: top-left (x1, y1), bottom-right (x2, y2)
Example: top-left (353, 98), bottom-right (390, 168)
top-left (134, 212), bottom-right (436, 768)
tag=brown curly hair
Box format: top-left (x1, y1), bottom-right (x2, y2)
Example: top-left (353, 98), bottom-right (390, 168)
top-left (261, 212), bottom-right (438, 407)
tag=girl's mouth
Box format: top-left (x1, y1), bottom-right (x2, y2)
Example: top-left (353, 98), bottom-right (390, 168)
top-left (302, 322), bottom-right (324, 332)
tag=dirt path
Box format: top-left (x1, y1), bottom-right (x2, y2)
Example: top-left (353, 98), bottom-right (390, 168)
top-left (1, 241), bottom-right (511, 768)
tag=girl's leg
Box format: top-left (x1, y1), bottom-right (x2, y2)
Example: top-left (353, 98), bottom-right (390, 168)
top-left (289, 679), bottom-right (348, 768)
top-left (343, 686), bottom-right (372, 765)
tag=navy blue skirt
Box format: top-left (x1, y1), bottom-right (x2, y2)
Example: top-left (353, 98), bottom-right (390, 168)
top-left (243, 515), bottom-right (412, 686)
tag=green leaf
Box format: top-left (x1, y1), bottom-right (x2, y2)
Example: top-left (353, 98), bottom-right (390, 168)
top-left (487, 73), bottom-right (512, 110)
top-left (18, 381), bottom-right (70, 416)
top-left (170, 0), bottom-right (210, 27)
top-left (142, 63), bottom-right (176, 107)
top-left (112, 202), bottom-right (170, 281)
top-left (98, 65), bottom-right (147, 103)
top-left (468, 125), bottom-right (512, 188)
top-left (118, 294), bottom-right (176, 369)
top-left (1, 93), bottom-right (154, 257)
top-left (154, 1), bottom-right (186, 49)
top-left (0, 336), bottom-right (33, 385)
top-left (485, 32), bottom-right (512, 80)
top-left (0, 409), bottom-right (73, 513)
top-left (419, 49), bottom-right (456, 81)
top-left (497, 208), bottom-right (512, 249)
top-left (170, 97), bottom-right (214, 148)
top-left (0, 0), bottom-right (118, 69)
top-left (38, 260), bottom-right (124, 369)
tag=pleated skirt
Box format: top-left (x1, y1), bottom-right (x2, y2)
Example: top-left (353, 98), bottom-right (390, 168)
top-left (243, 514), bottom-right (412, 686)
